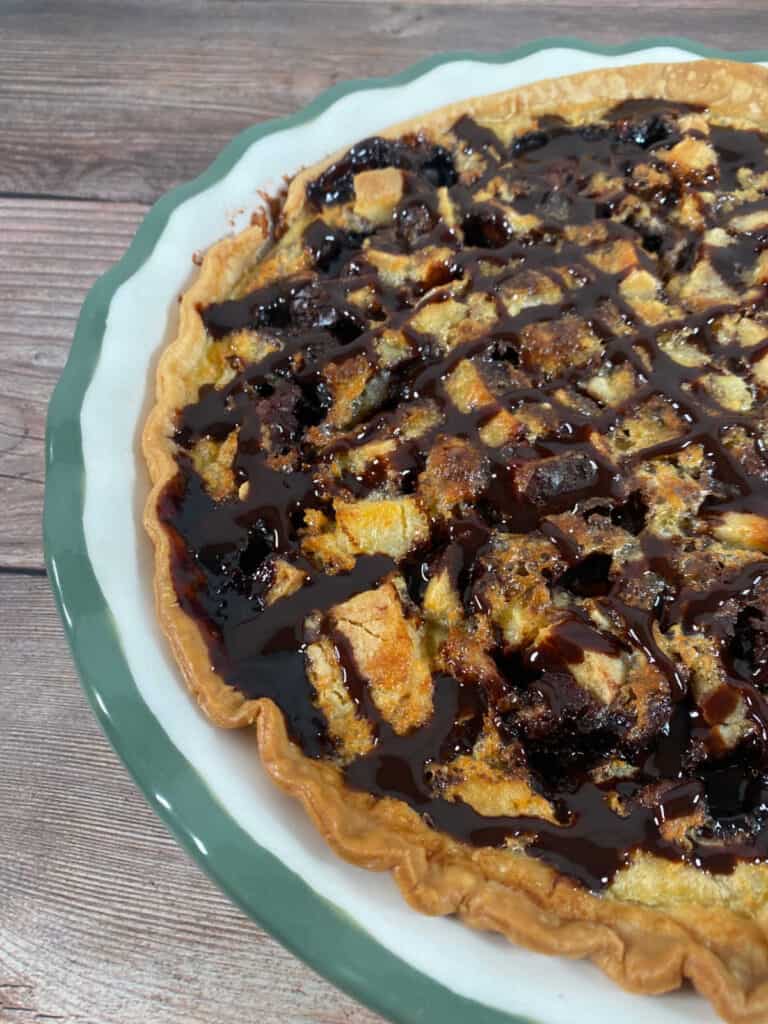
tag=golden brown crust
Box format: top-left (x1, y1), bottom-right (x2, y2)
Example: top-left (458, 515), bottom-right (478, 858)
top-left (281, 59), bottom-right (768, 226)
top-left (143, 60), bottom-right (768, 1022)
top-left (256, 702), bottom-right (768, 1024)
top-left (143, 222), bottom-right (273, 728)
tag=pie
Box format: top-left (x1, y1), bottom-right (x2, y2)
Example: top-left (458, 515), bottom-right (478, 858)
top-left (143, 60), bottom-right (768, 1022)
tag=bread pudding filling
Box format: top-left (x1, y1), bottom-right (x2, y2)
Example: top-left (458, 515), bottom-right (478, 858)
top-left (158, 98), bottom-right (768, 891)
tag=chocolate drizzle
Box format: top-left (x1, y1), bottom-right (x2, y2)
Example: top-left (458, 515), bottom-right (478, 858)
top-left (160, 98), bottom-right (768, 891)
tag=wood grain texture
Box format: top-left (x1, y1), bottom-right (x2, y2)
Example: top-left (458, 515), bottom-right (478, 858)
top-left (2, 7), bottom-right (766, 1023)
top-left (0, 1), bottom-right (761, 203)
top-left (0, 197), bottom-right (147, 570)
top-left (0, 574), bottom-right (384, 1024)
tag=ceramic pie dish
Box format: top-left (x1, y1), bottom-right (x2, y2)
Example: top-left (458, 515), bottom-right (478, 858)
top-left (45, 40), bottom-right (768, 1024)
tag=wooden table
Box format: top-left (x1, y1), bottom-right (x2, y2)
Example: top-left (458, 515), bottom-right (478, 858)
top-left (1, 4), bottom-right (763, 1021)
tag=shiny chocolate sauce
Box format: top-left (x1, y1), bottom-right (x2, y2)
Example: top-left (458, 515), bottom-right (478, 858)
top-left (159, 101), bottom-right (768, 890)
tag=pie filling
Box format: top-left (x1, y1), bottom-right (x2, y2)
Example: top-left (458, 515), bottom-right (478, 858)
top-left (159, 98), bottom-right (768, 892)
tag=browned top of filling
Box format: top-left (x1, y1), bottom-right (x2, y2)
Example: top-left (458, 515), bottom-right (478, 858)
top-left (159, 98), bottom-right (768, 891)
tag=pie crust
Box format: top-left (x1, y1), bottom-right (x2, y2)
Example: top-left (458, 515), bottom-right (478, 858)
top-left (143, 61), bottom-right (768, 1022)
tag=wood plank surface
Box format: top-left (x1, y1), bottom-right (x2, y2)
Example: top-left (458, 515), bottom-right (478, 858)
top-left (0, 198), bottom-right (147, 570)
top-left (1, 5), bottom-right (766, 1023)
top-left (0, 1), bottom-right (760, 204)
top-left (0, 574), bottom-right (383, 1024)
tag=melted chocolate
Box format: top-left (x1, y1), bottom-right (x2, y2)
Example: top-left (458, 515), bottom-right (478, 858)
top-left (306, 134), bottom-right (457, 208)
top-left (161, 98), bottom-right (768, 891)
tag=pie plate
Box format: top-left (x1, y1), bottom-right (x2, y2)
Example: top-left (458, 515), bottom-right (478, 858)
top-left (44, 38), bottom-right (768, 1024)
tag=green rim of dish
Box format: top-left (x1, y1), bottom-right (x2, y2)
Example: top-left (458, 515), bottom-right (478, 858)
top-left (44, 38), bottom-right (768, 1024)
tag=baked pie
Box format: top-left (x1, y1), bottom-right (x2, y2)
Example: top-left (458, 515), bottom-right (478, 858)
top-left (144, 60), bottom-right (768, 1021)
